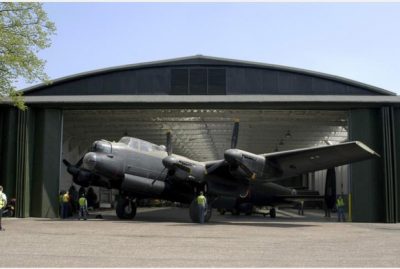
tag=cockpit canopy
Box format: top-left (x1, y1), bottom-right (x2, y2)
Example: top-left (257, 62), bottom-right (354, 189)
top-left (119, 137), bottom-right (166, 153)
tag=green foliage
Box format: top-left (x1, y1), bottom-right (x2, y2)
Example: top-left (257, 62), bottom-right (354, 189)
top-left (0, 3), bottom-right (56, 110)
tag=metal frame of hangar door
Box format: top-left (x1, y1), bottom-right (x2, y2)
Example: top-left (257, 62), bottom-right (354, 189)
top-left (1, 105), bottom-right (399, 222)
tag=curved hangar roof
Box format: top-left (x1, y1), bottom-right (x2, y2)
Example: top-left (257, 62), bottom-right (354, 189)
top-left (23, 55), bottom-right (395, 96)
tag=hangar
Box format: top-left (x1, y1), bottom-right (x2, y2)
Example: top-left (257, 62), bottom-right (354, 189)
top-left (1, 55), bottom-right (399, 222)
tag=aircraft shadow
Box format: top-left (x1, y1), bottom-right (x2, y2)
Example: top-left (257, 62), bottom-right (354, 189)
top-left (33, 207), bottom-right (332, 228)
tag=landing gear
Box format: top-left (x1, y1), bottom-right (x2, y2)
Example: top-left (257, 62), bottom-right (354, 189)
top-left (218, 208), bottom-right (226, 215)
top-left (189, 199), bottom-right (212, 223)
top-left (269, 207), bottom-right (276, 218)
top-left (116, 197), bottom-right (137, 220)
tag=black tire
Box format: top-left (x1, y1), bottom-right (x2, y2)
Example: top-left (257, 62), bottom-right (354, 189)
top-left (270, 208), bottom-right (276, 218)
top-left (189, 199), bottom-right (212, 223)
top-left (231, 208), bottom-right (240, 216)
top-left (218, 208), bottom-right (226, 215)
top-left (116, 198), bottom-right (137, 219)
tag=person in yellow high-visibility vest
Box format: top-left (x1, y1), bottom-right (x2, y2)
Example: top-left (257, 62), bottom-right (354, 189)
top-left (78, 194), bottom-right (88, 220)
top-left (336, 195), bottom-right (345, 222)
top-left (62, 191), bottom-right (70, 219)
top-left (0, 185), bottom-right (8, 231)
top-left (197, 191), bottom-right (207, 224)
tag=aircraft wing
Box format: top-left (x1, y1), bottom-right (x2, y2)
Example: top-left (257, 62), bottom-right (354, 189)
top-left (205, 141), bottom-right (380, 182)
top-left (259, 141), bottom-right (380, 181)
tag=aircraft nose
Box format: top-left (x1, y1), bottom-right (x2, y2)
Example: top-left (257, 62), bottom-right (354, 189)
top-left (83, 152), bottom-right (97, 171)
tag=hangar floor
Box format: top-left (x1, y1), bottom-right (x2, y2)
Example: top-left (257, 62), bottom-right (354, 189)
top-left (1, 207), bottom-right (399, 267)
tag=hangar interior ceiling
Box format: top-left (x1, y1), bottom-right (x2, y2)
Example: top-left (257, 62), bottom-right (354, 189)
top-left (62, 109), bottom-right (348, 162)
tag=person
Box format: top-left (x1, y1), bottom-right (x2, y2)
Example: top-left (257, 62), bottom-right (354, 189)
top-left (336, 195), bottom-right (345, 222)
top-left (62, 191), bottom-right (70, 219)
top-left (68, 185), bottom-right (79, 214)
top-left (78, 194), bottom-right (88, 220)
top-left (0, 185), bottom-right (8, 231)
top-left (78, 186), bottom-right (86, 198)
top-left (86, 187), bottom-right (99, 210)
top-left (59, 190), bottom-right (65, 218)
top-left (197, 191), bottom-right (207, 224)
top-left (298, 200), bottom-right (304, 216)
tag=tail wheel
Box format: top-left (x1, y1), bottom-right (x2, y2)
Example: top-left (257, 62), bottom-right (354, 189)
top-left (116, 198), bottom-right (137, 219)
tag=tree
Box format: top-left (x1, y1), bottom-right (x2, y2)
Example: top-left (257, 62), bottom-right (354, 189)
top-left (0, 3), bottom-right (56, 110)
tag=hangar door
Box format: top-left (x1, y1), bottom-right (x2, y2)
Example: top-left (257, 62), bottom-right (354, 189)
top-left (61, 109), bottom-right (350, 211)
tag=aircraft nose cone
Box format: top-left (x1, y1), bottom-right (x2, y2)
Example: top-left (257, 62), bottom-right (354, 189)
top-left (83, 152), bottom-right (97, 171)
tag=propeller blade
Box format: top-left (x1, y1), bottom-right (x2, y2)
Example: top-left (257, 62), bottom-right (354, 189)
top-left (238, 162), bottom-right (256, 180)
top-left (166, 131), bottom-right (172, 156)
top-left (175, 163), bottom-right (191, 173)
top-left (162, 156), bottom-right (191, 173)
top-left (62, 159), bottom-right (72, 167)
top-left (205, 160), bottom-right (225, 174)
top-left (231, 119), bottom-right (240, 149)
top-left (75, 156), bottom-right (84, 168)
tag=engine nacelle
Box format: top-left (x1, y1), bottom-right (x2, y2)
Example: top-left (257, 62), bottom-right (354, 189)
top-left (83, 152), bottom-right (124, 180)
top-left (224, 149), bottom-right (266, 178)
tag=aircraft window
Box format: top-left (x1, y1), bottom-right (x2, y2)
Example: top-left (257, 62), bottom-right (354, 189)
top-left (140, 141), bottom-right (152, 152)
top-left (129, 140), bottom-right (139, 150)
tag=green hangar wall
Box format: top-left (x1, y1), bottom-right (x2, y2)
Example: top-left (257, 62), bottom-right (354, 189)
top-left (1, 56), bottom-right (400, 222)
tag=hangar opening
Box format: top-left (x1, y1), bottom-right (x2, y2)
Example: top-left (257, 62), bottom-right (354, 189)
top-left (61, 108), bottom-right (349, 213)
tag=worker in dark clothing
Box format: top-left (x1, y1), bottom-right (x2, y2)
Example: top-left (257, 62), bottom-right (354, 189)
top-left (298, 200), bottom-right (304, 215)
top-left (69, 185), bottom-right (78, 214)
top-left (197, 191), bottom-right (207, 224)
top-left (87, 187), bottom-right (99, 210)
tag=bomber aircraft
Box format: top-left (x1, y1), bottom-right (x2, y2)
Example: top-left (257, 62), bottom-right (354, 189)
top-left (63, 121), bottom-right (379, 222)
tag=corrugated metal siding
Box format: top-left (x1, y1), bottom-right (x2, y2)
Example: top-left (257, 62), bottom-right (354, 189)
top-left (381, 107), bottom-right (398, 223)
top-left (25, 65), bottom-right (380, 96)
top-left (349, 109), bottom-right (385, 222)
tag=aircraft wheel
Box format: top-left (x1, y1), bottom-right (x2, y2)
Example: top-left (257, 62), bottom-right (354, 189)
top-left (116, 198), bottom-right (137, 220)
top-left (231, 208), bottom-right (240, 216)
top-left (189, 199), bottom-right (212, 223)
top-left (270, 207), bottom-right (276, 218)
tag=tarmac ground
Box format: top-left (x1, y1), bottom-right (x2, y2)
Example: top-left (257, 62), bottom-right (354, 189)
top-left (0, 206), bottom-right (400, 267)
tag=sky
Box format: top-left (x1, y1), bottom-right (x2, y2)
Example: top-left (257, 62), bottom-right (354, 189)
top-left (18, 2), bottom-right (400, 94)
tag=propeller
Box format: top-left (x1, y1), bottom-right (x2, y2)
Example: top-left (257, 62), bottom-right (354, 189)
top-left (166, 131), bottom-right (172, 156)
top-left (206, 118), bottom-right (256, 180)
top-left (63, 157), bottom-right (84, 178)
top-left (162, 131), bottom-right (192, 176)
top-left (205, 119), bottom-right (240, 175)
top-left (206, 119), bottom-right (240, 174)
top-left (238, 162), bottom-right (256, 180)
top-left (231, 119), bottom-right (240, 149)
top-left (63, 156), bottom-right (93, 186)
